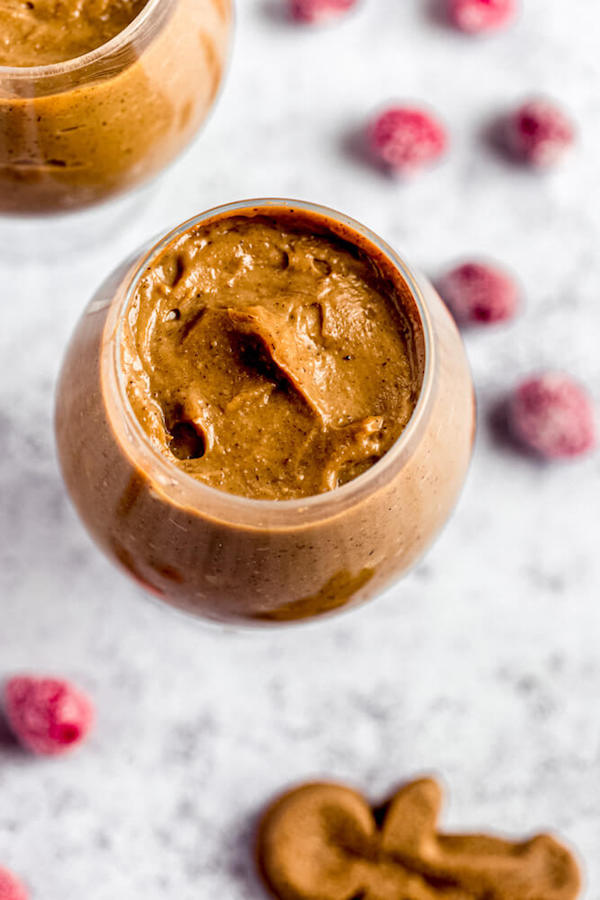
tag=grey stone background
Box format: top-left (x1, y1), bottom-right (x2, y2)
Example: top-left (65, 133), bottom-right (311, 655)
top-left (1, 0), bottom-right (599, 896)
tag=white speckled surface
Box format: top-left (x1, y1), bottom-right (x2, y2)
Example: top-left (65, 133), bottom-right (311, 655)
top-left (1, 0), bottom-right (599, 896)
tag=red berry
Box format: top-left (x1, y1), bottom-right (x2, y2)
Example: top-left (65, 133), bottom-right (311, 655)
top-left (509, 373), bottom-right (596, 460)
top-left (448, 0), bottom-right (516, 33)
top-left (0, 868), bottom-right (27, 900)
top-left (437, 261), bottom-right (519, 325)
top-left (290, 0), bottom-right (356, 23)
top-left (4, 676), bottom-right (94, 756)
top-left (370, 107), bottom-right (447, 176)
top-left (505, 99), bottom-right (575, 167)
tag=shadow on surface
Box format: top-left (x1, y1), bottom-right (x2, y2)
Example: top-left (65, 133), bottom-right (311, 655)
top-left (0, 713), bottom-right (21, 758)
top-left (340, 124), bottom-right (392, 180)
top-left (261, 0), bottom-right (292, 25)
top-left (226, 809), bottom-right (266, 898)
top-left (0, 186), bottom-right (153, 266)
top-left (480, 114), bottom-right (527, 171)
top-left (487, 396), bottom-right (529, 455)
top-left (424, 0), bottom-right (451, 28)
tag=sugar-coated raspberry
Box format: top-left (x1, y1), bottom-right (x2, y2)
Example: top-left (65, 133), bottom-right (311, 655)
top-left (448, 0), bottom-right (516, 33)
top-left (509, 373), bottom-right (596, 460)
top-left (437, 261), bottom-right (519, 325)
top-left (290, 0), bottom-right (356, 24)
top-left (370, 107), bottom-right (447, 176)
top-left (505, 99), bottom-right (575, 167)
top-left (0, 868), bottom-right (27, 900)
top-left (4, 676), bottom-right (94, 756)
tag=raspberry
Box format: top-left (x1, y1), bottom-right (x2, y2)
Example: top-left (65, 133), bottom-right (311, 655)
top-left (448, 0), bottom-right (516, 33)
top-left (504, 99), bottom-right (575, 167)
top-left (509, 373), bottom-right (596, 460)
top-left (0, 868), bottom-right (27, 900)
top-left (370, 107), bottom-right (447, 176)
top-left (4, 676), bottom-right (94, 756)
top-left (290, 0), bottom-right (356, 24)
top-left (436, 261), bottom-right (519, 325)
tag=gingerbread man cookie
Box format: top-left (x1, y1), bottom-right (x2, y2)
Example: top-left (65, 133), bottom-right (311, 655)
top-left (258, 777), bottom-right (581, 900)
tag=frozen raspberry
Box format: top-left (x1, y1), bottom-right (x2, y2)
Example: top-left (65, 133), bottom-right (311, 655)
top-left (370, 107), bottom-right (447, 176)
top-left (437, 261), bottom-right (519, 325)
top-left (509, 373), bottom-right (596, 460)
top-left (290, 0), bottom-right (356, 24)
top-left (4, 676), bottom-right (94, 756)
top-left (0, 868), bottom-right (27, 900)
top-left (448, 0), bottom-right (516, 33)
top-left (504, 99), bottom-right (575, 167)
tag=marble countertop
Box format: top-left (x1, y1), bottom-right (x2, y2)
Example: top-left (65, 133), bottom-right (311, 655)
top-left (1, 0), bottom-right (599, 896)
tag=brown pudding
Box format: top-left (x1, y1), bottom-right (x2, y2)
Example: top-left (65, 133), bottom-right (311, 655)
top-left (55, 201), bottom-right (475, 623)
top-left (0, 0), bottom-right (231, 213)
top-left (0, 0), bottom-right (148, 67)
top-left (123, 213), bottom-right (422, 500)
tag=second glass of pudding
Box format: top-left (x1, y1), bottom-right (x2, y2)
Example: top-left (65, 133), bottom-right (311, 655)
top-left (0, 0), bottom-right (231, 214)
top-left (56, 199), bottom-right (475, 624)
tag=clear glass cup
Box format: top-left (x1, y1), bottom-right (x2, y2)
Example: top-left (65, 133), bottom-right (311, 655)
top-left (55, 199), bottom-right (476, 625)
top-left (0, 0), bottom-right (232, 214)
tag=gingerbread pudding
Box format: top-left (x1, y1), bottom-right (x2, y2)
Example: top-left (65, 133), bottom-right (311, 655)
top-left (123, 213), bottom-right (422, 500)
top-left (0, 0), bottom-right (231, 213)
top-left (55, 200), bottom-right (475, 623)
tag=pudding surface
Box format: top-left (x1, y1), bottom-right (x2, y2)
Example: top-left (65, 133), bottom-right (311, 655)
top-left (0, 0), bottom-right (148, 67)
top-left (123, 211), bottom-right (422, 500)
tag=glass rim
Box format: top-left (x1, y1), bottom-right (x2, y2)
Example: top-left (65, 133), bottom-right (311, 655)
top-left (0, 0), bottom-right (166, 79)
top-left (107, 198), bottom-right (436, 525)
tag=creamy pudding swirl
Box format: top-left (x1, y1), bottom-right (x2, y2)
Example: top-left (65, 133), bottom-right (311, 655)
top-left (0, 0), bottom-right (148, 66)
top-left (123, 212), bottom-right (422, 500)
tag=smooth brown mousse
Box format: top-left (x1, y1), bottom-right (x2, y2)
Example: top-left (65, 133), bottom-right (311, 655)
top-left (56, 202), bottom-right (474, 621)
top-left (123, 211), bottom-right (421, 501)
top-left (258, 778), bottom-right (582, 900)
top-left (0, 0), bottom-right (230, 213)
top-left (0, 0), bottom-right (148, 67)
